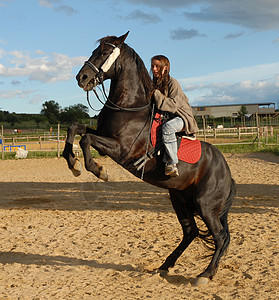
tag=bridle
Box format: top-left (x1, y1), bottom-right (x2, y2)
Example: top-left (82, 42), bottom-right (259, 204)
top-left (83, 42), bottom-right (151, 112)
top-left (84, 42), bottom-right (118, 88)
top-left (83, 41), bottom-right (156, 179)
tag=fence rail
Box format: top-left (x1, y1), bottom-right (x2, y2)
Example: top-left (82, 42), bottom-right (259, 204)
top-left (197, 126), bottom-right (274, 139)
top-left (1, 124), bottom-right (278, 159)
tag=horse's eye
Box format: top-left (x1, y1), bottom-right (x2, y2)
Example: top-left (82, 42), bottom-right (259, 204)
top-left (101, 51), bottom-right (109, 57)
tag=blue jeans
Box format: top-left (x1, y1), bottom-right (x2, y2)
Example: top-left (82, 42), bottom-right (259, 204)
top-left (162, 116), bottom-right (184, 165)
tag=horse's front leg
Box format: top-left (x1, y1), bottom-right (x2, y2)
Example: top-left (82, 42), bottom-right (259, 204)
top-left (63, 122), bottom-right (87, 176)
top-left (79, 132), bottom-right (121, 181)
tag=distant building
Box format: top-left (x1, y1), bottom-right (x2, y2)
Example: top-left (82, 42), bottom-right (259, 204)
top-left (192, 102), bottom-right (277, 118)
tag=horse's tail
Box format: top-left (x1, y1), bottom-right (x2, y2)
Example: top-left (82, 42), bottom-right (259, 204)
top-left (219, 178), bottom-right (236, 254)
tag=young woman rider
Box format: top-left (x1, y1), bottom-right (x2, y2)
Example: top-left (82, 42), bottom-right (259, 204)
top-left (151, 55), bottom-right (198, 177)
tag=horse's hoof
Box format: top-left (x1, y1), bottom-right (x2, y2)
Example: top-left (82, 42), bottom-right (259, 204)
top-left (99, 166), bottom-right (108, 182)
top-left (194, 276), bottom-right (209, 286)
top-left (155, 269), bottom-right (168, 276)
top-left (71, 159), bottom-right (82, 177)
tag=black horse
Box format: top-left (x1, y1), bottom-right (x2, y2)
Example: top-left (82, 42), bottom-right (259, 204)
top-left (63, 32), bottom-right (236, 285)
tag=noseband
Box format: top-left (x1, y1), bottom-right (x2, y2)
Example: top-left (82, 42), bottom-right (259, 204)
top-left (84, 42), bottom-right (120, 85)
top-left (83, 42), bottom-right (151, 112)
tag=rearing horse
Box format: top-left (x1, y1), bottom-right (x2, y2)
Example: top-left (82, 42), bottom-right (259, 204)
top-left (63, 32), bottom-right (236, 285)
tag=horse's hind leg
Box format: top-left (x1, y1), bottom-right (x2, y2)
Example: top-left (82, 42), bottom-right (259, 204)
top-left (196, 192), bottom-right (232, 284)
top-left (159, 188), bottom-right (199, 271)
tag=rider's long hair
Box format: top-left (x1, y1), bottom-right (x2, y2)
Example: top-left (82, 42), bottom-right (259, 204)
top-left (151, 55), bottom-right (170, 96)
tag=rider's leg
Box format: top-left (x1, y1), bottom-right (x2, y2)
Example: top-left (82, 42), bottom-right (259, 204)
top-left (162, 117), bottom-right (184, 176)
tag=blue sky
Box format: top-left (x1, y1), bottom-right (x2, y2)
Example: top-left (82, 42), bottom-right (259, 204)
top-left (0, 0), bottom-right (279, 116)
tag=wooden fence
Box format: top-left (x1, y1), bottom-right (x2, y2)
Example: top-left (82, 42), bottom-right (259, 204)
top-left (1, 124), bottom-right (278, 159)
top-left (0, 124), bottom-right (80, 159)
top-left (197, 126), bottom-right (276, 144)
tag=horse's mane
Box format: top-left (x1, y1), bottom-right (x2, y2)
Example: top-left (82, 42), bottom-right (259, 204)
top-left (99, 36), bottom-right (152, 101)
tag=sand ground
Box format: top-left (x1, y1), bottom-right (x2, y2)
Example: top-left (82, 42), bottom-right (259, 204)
top-left (0, 153), bottom-right (278, 299)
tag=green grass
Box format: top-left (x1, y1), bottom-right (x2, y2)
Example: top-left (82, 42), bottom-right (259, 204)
top-left (258, 145), bottom-right (279, 156)
top-left (215, 143), bottom-right (279, 155)
top-left (1, 149), bottom-right (100, 160)
top-left (1, 141), bottom-right (279, 160)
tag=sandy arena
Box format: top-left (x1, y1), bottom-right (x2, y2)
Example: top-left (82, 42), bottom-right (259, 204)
top-left (0, 153), bottom-right (278, 299)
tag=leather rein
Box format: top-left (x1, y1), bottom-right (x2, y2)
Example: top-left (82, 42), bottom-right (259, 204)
top-left (84, 42), bottom-right (151, 112)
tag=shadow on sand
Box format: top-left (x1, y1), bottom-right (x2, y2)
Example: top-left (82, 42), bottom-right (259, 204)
top-left (0, 181), bottom-right (278, 214)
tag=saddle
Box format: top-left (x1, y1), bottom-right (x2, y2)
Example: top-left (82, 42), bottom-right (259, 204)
top-left (134, 113), bottom-right (201, 171)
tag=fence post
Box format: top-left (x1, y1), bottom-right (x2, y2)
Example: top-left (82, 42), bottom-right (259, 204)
top-left (265, 127), bottom-right (268, 145)
top-left (238, 127), bottom-right (241, 141)
top-left (203, 116), bottom-right (206, 142)
top-left (1, 125), bottom-right (4, 160)
top-left (39, 136), bottom-right (42, 150)
top-left (256, 113), bottom-right (260, 147)
top-left (57, 123), bottom-right (60, 158)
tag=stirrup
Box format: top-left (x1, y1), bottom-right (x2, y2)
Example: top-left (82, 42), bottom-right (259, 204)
top-left (165, 164), bottom-right (179, 177)
top-left (184, 133), bottom-right (196, 141)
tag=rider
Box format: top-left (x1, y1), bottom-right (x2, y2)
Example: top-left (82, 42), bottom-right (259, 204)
top-left (151, 55), bottom-right (199, 177)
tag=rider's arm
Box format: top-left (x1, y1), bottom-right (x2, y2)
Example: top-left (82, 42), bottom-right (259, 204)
top-left (153, 77), bottom-right (189, 113)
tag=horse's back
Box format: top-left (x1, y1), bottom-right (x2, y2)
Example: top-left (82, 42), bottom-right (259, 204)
top-left (192, 141), bottom-right (234, 206)
top-left (144, 140), bottom-right (233, 193)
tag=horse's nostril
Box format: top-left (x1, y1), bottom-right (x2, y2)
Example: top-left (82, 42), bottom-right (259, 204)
top-left (82, 74), bottom-right (88, 81)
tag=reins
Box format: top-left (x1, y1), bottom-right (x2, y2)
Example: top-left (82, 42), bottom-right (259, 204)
top-left (84, 41), bottom-right (150, 112)
top-left (86, 86), bottom-right (156, 179)
top-left (140, 101), bottom-right (155, 180)
top-left (87, 82), bottom-right (151, 112)
top-left (83, 40), bottom-right (156, 179)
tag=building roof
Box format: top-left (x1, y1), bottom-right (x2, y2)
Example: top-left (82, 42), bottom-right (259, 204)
top-left (192, 102), bottom-right (275, 108)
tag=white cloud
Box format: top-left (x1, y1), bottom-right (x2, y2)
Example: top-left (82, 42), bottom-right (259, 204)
top-left (180, 63), bottom-right (279, 106)
top-left (183, 0), bottom-right (279, 31)
top-left (224, 32), bottom-right (245, 40)
top-left (39, 0), bottom-right (78, 15)
top-left (0, 50), bottom-right (86, 83)
top-left (0, 49), bottom-right (6, 58)
top-left (0, 39), bottom-right (7, 45)
top-left (124, 0), bottom-right (187, 8)
top-left (0, 89), bottom-right (35, 99)
top-left (0, 0), bottom-right (11, 7)
top-left (180, 62), bottom-right (279, 85)
top-left (39, 0), bottom-right (54, 8)
top-left (125, 9), bottom-right (162, 24)
top-left (123, 0), bottom-right (279, 31)
top-left (29, 94), bottom-right (45, 105)
top-left (170, 28), bottom-right (206, 40)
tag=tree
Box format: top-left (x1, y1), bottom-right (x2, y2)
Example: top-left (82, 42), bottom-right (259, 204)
top-left (6, 112), bottom-right (21, 126)
top-left (238, 105), bottom-right (248, 117)
top-left (237, 105), bottom-right (248, 126)
top-left (59, 104), bottom-right (90, 124)
top-left (33, 114), bottom-right (47, 127)
top-left (41, 100), bottom-right (61, 124)
top-left (0, 110), bottom-right (7, 122)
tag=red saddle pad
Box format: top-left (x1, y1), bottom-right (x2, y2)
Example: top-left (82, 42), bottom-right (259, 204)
top-left (151, 113), bottom-right (201, 164)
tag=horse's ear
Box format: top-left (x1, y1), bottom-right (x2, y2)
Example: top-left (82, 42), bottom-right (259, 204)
top-left (115, 31), bottom-right (129, 47)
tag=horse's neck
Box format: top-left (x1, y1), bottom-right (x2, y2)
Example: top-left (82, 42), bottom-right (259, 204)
top-left (110, 64), bottom-right (149, 108)
top-left (98, 59), bottom-right (153, 162)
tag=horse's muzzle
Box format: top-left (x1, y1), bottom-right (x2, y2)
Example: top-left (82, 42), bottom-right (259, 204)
top-left (76, 72), bottom-right (97, 91)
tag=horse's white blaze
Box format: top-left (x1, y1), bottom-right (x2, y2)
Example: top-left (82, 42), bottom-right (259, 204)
top-left (101, 47), bottom-right (120, 72)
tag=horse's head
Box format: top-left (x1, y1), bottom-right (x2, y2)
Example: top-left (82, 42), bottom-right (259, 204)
top-left (76, 32), bottom-right (129, 91)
